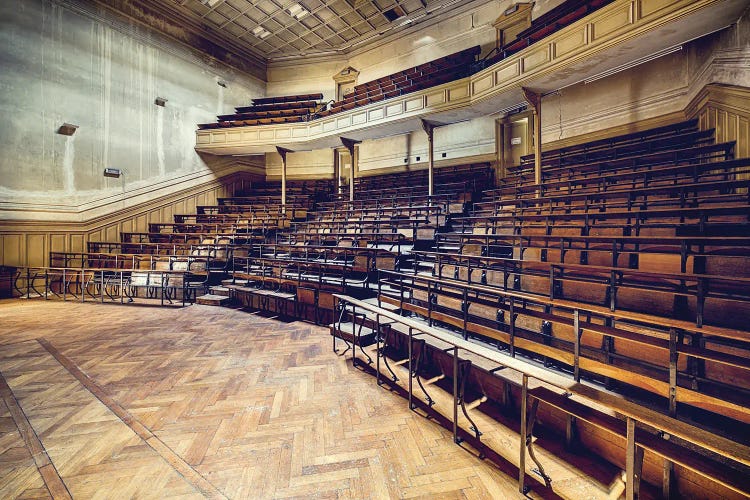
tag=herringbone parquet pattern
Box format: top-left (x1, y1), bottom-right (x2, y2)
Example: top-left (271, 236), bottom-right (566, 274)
top-left (0, 300), bottom-right (558, 498)
top-left (0, 396), bottom-right (50, 500)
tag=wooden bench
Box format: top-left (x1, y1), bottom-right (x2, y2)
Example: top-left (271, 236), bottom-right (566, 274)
top-left (332, 294), bottom-right (750, 498)
top-left (375, 270), bottom-right (750, 423)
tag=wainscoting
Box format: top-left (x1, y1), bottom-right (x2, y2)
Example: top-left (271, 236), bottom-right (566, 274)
top-left (689, 83), bottom-right (750, 160)
top-left (0, 172), bottom-right (257, 267)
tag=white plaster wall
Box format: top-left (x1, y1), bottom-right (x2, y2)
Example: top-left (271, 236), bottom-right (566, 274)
top-left (358, 115), bottom-right (497, 172)
top-left (266, 58), bottom-right (344, 103)
top-left (0, 0), bottom-right (264, 217)
top-left (540, 50), bottom-right (690, 143)
top-left (265, 149), bottom-right (335, 179)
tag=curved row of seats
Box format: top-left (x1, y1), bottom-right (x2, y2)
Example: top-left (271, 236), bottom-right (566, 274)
top-left (198, 94), bottom-right (324, 130)
top-left (317, 46), bottom-right (481, 118)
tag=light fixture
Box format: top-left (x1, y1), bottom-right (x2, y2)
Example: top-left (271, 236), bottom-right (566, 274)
top-left (57, 123), bottom-right (78, 136)
top-left (199, 0), bottom-right (223, 7)
top-left (252, 26), bottom-right (271, 39)
top-left (154, 97), bottom-right (167, 107)
top-left (495, 102), bottom-right (527, 116)
top-left (395, 12), bottom-right (426, 27)
top-left (287, 3), bottom-right (309, 20)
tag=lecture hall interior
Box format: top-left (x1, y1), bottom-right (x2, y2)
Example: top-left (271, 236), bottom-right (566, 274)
top-left (0, 0), bottom-right (749, 498)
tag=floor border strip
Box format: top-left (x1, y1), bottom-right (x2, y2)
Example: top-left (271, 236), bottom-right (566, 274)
top-left (0, 370), bottom-right (72, 500)
top-left (37, 338), bottom-right (227, 500)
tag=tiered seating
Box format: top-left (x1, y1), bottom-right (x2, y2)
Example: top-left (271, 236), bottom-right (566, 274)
top-left (317, 47), bottom-right (481, 118)
top-left (285, 164), bottom-right (493, 250)
top-left (478, 0), bottom-right (615, 69)
top-left (12, 181), bottom-right (327, 306)
top-left (198, 93), bottom-right (325, 129)
top-left (228, 165), bottom-right (492, 321)
top-left (330, 120), bottom-right (750, 498)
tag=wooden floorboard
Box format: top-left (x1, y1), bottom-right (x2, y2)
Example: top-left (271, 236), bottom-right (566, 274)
top-left (0, 299), bottom-right (612, 498)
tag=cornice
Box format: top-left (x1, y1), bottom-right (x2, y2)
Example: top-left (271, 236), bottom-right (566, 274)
top-left (0, 163), bottom-right (254, 224)
top-left (89, 0), bottom-right (267, 80)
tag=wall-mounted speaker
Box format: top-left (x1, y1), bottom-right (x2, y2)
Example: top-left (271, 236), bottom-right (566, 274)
top-left (103, 168), bottom-right (121, 178)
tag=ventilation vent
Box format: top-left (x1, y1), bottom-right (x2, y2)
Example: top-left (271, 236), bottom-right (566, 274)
top-left (383, 6), bottom-right (406, 22)
top-left (57, 123), bottom-right (78, 136)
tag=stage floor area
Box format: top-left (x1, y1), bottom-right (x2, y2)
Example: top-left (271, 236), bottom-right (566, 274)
top-left (0, 300), bottom-right (541, 499)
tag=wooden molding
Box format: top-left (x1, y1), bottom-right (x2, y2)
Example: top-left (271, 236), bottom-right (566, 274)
top-left (686, 83), bottom-right (750, 159)
top-left (0, 171), bottom-right (257, 267)
top-left (493, 3), bottom-right (534, 49)
top-left (685, 83), bottom-right (750, 120)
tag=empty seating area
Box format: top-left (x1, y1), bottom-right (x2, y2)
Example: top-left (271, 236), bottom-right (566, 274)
top-left (317, 46), bottom-right (481, 118)
top-left (198, 93), bottom-right (324, 129)
top-left (478, 0), bottom-right (614, 69)
top-left (197, 1), bottom-right (619, 133)
top-left (9, 166), bottom-right (490, 320)
top-left (326, 120), bottom-right (750, 498)
top-left (7, 119), bottom-right (750, 498)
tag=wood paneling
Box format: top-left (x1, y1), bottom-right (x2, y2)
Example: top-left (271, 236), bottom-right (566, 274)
top-left (0, 173), bottom-right (251, 268)
top-left (687, 84), bottom-right (750, 160)
top-left (688, 84), bottom-right (750, 185)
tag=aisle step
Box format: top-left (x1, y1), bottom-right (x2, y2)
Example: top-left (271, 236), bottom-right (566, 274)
top-left (196, 294), bottom-right (230, 306)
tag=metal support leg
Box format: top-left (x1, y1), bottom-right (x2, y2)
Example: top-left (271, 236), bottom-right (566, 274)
top-left (526, 398), bottom-right (552, 488)
top-left (662, 459), bottom-right (676, 499)
top-left (376, 314), bottom-right (382, 386)
top-left (453, 346), bottom-right (459, 444)
top-left (519, 374), bottom-right (528, 494)
top-left (408, 327), bottom-right (414, 410)
top-left (626, 417), bottom-right (643, 500)
top-left (573, 309), bottom-right (581, 382)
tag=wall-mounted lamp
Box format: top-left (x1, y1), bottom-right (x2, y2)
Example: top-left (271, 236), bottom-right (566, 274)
top-left (217, 80), bottom-right (228, 88)
top-left (103, 168), bottom-right (121, 178)
top-left (57, 123), bottom-right (78, 136)
top-left (154, 97), bottom-right (167, 107)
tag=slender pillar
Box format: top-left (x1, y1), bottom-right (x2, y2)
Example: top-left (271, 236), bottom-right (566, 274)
top-left (522, 87), bottom-right (543, 189)
top-left (421, 119), bottom-right (437, 198)
top-left (341, 137), bottom-right (360, 202)
top-left (276, 146), bottom-right (292, 207)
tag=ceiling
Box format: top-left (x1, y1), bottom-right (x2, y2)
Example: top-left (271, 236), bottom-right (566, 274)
top-left (131, 0), bottom-right (473, 62)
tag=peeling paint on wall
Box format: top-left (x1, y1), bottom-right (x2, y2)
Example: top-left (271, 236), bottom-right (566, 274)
top-left (0, 0), bottom-right (264, 217)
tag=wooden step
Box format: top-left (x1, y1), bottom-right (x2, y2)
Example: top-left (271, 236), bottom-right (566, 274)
top-left (195, 294), bottom-right (230, 306)
top-left (222, 279), bottom-right (249, 286)
top-left (330, 322), bottom-right (377, 346)
top-left (209, 286), bottom-right (231, 297)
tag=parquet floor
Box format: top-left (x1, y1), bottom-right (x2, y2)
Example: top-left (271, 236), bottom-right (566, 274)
top-left (0, 300), bottom-right (613, 499)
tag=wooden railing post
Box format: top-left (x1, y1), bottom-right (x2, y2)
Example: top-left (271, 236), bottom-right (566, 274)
top-left (522, 87), bottom-right (543, 194)
top-left (341, 137), bottom-right (360, 202)
top-left (276, 146), bottom-right (292, 207)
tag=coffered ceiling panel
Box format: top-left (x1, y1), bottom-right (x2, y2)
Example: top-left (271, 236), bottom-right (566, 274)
top-left (130, 0), bottom-right (473, 61)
